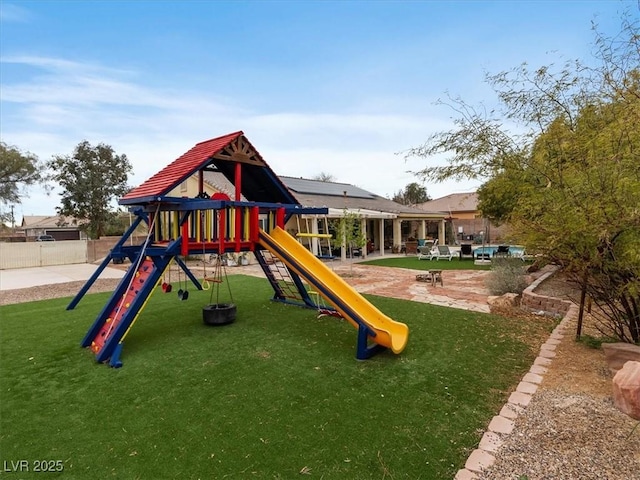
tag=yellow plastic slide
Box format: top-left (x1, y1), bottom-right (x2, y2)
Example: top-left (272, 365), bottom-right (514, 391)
top-left (259, 227), bottom-right (409, 354)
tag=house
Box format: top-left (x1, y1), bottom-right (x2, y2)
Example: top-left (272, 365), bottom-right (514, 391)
top-left (169, 170), bottom-right (247, 201)
top-left (20, 215), bottom-right (88, 241)
top-left (169, 172), bottom-right (447, 258)
top-left (415, 192), bottom-right (509, 244)
top-left (276, 176), bottom-right (446, 258)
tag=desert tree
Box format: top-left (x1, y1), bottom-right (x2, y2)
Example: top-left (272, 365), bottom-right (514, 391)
top-left (405, 12), bottom-right (640, 343)
top-left (0, 142), bottom-right (47, 223)
top-left (313, 172), bottom-right (337, 182)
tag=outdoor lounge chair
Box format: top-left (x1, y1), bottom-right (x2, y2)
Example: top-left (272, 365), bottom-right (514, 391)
top-left (494, 245), bottom-right (510, 257)
top-left (417, 245), bottom-right (435, 260)
top-left (417, 240), bottom-right (437, 260)
top-left (459, 243), bottom-right (473, 260)
top-left (430, 245), bottom-right (453, 261)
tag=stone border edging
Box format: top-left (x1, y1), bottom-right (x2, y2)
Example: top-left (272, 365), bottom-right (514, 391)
top-left (454, 268), bottom-right (578, 480)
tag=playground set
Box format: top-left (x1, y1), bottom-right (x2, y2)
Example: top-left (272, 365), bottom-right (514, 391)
top-left (69, 131), bottom-right (409, 367)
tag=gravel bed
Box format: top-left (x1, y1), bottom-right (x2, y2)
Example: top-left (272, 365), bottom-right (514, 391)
top-left (473, 269), bottom-right (640, 480)
top-left (476, 388), bottom-right (640, 480)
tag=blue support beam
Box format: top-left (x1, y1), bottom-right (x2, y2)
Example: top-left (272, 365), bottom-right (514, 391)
top-left (67, 211), bottom-right (147, 310)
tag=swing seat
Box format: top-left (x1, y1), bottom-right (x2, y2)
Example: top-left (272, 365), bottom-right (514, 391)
top-left (161, 282), bottom-right (172, 293)
top-left (177, 289), bottom-right (189, 300)
top-left (203, 276), bottom-right (223, 283)
top-left (318, 308), bottom-right (343, 319)
top-left (202, 276), bottom-right (223, 291)
top-left (308, 290), bottom-right (343, 319)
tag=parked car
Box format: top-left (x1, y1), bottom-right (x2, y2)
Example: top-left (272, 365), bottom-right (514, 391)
top-left (35, 235), bottom-right (56, 242)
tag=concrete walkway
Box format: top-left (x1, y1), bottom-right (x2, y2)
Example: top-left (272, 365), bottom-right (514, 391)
top-left (0, 263), bottom-right (125, 290)
top-left (0, 258), bottom-right (491, 313)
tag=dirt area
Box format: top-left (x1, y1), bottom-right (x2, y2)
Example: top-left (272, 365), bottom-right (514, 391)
top-left (0, 278), bottom-right (122, 306)
top-left (525, 272), bottom-right (613, 396)
top-left (477, 272), bottom-right (640, 480)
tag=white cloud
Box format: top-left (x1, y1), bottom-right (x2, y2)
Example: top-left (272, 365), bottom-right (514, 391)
top-left (0, 2), bottom-right (32, 23)
top-left (1, 54), bottom-right (476, 220)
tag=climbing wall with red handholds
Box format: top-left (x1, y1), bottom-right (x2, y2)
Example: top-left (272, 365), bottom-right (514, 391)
top-left (90, 257), bottom-right (155, 354)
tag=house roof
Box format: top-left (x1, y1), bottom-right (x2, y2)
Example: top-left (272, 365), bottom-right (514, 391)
top-left (415, 192), bottom-right (478, 213)
top-left (21, 215), bottom-right (84, 229)
top-left (280, 176), bottom-right (445, 219)
top-left (282, 177), bottom-right (377, 200)
top-left (202, 171), bottom-right (247, 201)
top-left (120, 131), bottom-right (298, 206)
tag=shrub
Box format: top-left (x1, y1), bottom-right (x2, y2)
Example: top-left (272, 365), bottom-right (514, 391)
top-left (486, 258), bottom-right (529, 295)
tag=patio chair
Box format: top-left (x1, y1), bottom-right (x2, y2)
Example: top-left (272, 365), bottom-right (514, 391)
top-left (510, 246), bottom-right (527, 261)
top-left (417, 244), bottom-right (435, 260)
top-left (430, 245), bottom-right (453, 261)
top-left (459, 243), bottom-right (473, 260)
top-left (494, 245), bottom-right (510, 258)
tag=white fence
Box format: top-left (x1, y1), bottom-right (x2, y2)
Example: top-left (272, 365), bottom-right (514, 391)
top-left (0, 241), bottom-right (89, 269)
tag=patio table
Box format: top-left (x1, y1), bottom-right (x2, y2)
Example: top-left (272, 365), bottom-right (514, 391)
top-left (415, 270), bottom-right (443, 287)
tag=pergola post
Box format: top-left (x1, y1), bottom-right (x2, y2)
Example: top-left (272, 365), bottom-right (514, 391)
top-left (393, 219), bottom-right (402, 252)
top-left (378, 219), bottom-right (385, 256)
top-left (439, 219), bottom-right (446, 245)
top-left (418, 220), bottom-right (426, 240)
top-left (361, 217), bottom-right (367, 259)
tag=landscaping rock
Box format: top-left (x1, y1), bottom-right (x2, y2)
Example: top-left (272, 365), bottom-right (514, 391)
top-left (611, 361), bottom-right (640, 421)
top-left (602, 343), bottom-right (640, 375)
top-left (487, 293), bottom-right (521, 312)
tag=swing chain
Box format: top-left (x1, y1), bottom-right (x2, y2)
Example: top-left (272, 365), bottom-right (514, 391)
top-left (208, 254), bottom-right (234, 306)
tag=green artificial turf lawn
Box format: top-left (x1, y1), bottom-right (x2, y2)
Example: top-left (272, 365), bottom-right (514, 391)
top-left (358, 256), bottom-right (493, 271)
top-left (0, 275), bottom-right (550, 479)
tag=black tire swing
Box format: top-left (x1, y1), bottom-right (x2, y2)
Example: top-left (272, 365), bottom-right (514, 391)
top-left (202, 253), bottom-right (236, 326)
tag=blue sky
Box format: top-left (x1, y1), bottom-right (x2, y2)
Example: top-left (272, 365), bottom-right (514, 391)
top-left (0, 0), bottom-right (635, 221)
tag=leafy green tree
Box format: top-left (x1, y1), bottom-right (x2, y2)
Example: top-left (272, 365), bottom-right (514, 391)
top-left (333, 209), bottom-right (367, 262)
top-left (103, 210), bottom-right (133, 236)
top-left (48, 141), bottom-right (132, 239)
top-left (405, 13), bottom-right (640, 343)
top-left (392, 182), bottom-right (430, 205)
top-left (0, 142), bottom-right (46, 221)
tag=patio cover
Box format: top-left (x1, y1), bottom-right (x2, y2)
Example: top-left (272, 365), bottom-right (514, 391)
top-left (300, 208), bottom-right (397, 219)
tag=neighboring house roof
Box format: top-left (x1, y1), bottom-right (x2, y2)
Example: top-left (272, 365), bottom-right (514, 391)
top-left (282, 177), bottom-right (378, 200)
top-left (120, 131), bottom-right (297, 206)
top-left (415, 192), bottom-right (479, 214)
top-left (280, 176), bottom-right (445, 219)
top-left (21, 215), bottom-right (84, 229)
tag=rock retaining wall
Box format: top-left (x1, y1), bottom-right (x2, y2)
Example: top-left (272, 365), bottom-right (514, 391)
top-left (521, 266), bottom-right (572, 316)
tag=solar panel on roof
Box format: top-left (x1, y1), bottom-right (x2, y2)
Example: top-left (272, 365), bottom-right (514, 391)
top-left (281, 177), bottom-right (376, 199)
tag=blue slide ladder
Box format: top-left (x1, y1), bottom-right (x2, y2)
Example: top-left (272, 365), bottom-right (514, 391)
top-left (258, 231), bottom-right (385, 360)
top-left (253, 248), bottom-right (316, 308)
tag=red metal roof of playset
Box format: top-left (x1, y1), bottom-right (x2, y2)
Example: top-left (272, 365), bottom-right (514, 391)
top-left (120, 131), bottom-right (298, 205)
